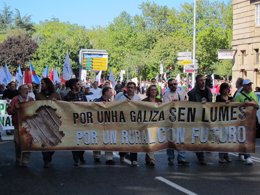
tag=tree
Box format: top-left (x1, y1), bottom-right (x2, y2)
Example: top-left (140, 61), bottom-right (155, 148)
top-left (0, 35), bottom-right (38, 70)
top-left (0, 5), bottom-right (34, 36)
top-left (32, 19), bottom-right (92, 74)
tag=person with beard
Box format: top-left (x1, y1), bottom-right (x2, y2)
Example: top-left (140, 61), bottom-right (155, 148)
top-left (64, 78), bottom-right (87, 166)
top-left (2, 81), bottom-right (19, 100)
top-left (7, 84), bottom-right (34, 167)
top-left (163, 79), bottom-right (189, 166)
top-left (35, 78), bottom-right (61, 168)
top-left (187, 75), bottom-right (212, 165)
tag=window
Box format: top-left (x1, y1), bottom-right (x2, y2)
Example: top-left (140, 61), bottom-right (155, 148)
top-left (256, 4), bottom-right (260, 26)
top-left (241, 50), bottom-right (246, 65)
top-left (255, 49), bottom-right (259, 64)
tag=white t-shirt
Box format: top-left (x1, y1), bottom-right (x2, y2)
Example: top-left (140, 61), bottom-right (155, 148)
top-left (115, 92), bottom-right (141, 101)
top-left (163, 91), bottom-right (184, 103)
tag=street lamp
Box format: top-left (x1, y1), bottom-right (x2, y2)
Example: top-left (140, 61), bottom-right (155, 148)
top-left (192, 0), bottom-right (197, 88)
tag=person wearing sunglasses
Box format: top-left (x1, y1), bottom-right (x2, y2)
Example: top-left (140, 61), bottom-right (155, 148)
top-left (163, 78), bottom-right (190, 166)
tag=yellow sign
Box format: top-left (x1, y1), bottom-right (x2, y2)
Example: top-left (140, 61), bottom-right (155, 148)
top-left (177, 60), bottom-right (192, 65)
top-left (92, 58), bottom-right (108, 70)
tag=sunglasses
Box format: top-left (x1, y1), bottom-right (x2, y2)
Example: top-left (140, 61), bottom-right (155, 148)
top-left (169, 83), bottom-right (177, 86)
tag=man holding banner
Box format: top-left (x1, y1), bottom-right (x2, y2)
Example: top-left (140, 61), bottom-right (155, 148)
top-left (188, 74), bottom-right (212, 165)
top-left (163, 79), bottom-right (189, 166)
top-left (64, 78), bottom-right (87, 166)
top-left (234, 79), bottom-right (259, 165)
top-left (93, 86), bottom-right (115, 165)
top-left (7, 84), bottom-right (34, 167)
top-left (115, 81), bottom-right (141, 166)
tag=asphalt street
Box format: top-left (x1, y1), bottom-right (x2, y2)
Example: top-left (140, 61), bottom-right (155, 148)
top-left (0, 139), bottom-right (260, 195)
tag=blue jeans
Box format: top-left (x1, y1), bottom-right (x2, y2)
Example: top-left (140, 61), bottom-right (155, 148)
top-left (167, 149), bottom-right (186, 161)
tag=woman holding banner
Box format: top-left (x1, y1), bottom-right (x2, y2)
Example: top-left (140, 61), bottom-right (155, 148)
top-left (35, 78), bottom-right (61, 168)
top-left (216, 83), bottom-right (232, 163)
top-left (142, 85), bottom-right (162, 167)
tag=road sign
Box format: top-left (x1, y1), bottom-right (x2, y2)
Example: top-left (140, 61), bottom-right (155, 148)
top-left (177, 52), bottom-right (192, 57)
top-left (184, 65), bottom-right (196, 73)
top-left (79, 49), bottom-right (108, 71)
top-left (177, 59), bottom-right (193, 65)
top-left (177, 56), bottom-right (192, 61)
top-left (218, 49), bottom-right (236, 60)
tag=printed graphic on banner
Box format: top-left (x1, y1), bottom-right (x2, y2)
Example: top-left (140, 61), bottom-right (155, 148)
top-left (18, 100), bottom-right (256, 153)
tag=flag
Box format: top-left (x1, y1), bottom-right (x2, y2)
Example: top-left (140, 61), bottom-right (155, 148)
top-left (53, 68), bottom-right (60, 84)
top-left (163, 72), bottom-right (167, 81)
top-left (211, 74), bottom-right (215, 87)
top-left (109, 70), bottom-right (116, 88)
top-left (15, 64), bottom-right (23, 87)
top-left (42, 66), bottom-right (49, 78)
top-left (24, 68), bottom-right (32, 84)
top-left (155, 74), bottom-right (159, 81)
top-left (159, 62), bottom-right (164, 75)
top-left (30, 63), bottom-right (41, 84)
top-left (119, 70), bottom-right (124, 82)
top-left (0, 66), bottom-right (7, 85)
top-left (62, 53), bottom-right (73, 81)
top-left (49, 68), bottom-right (54, 81)
top-left (95, 71), bottom-right (102, 85)
top-left (175, 73), bottom-right (181, 85)
top-left (4, 64), bottom-right (13, 84)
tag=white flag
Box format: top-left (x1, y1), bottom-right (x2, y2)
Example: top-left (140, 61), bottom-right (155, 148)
top-left (95, 71), bottom-right (102, 85)
top-left (15, 64), bottom-right (24, 87)
top-left (175, 73), bottom-right (181, 84)
top-left (53, 68), bottom-right (61, 84)
top-left (4, 64), bottom-right (13, 84)
top-left (62, 53), bottom-right (73, 81)
top-left (42, 66), bottom-right (49, 78)
top-left (109, 70), bottom-right (116, 88)
top-left (119, 70), bottom-right (124, 82)
top-left (0, 66), bottom-right (7, 85)
top-left (159, 62), bottom-right (164, 75)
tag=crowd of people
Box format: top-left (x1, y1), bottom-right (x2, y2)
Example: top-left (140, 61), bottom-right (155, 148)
top-left (0, 75), bottom-right (259, 168)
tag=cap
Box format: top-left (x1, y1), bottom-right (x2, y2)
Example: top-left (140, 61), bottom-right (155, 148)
top-left (243, 79), bottom-right (253, 85)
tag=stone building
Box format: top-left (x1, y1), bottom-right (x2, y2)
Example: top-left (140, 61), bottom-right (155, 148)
top-left (232, 0), bottom-right (260, 89)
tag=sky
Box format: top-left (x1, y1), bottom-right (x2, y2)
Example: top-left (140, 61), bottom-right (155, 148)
top-left (1, 0), bottom-right (229, 29)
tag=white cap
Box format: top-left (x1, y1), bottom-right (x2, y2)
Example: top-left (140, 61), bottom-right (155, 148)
top-left (242, 79), bottom-right (253, 85)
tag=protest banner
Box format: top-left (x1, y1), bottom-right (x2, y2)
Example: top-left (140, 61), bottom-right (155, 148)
top-left (18, 100), bottom-right (256, 153)
top-left (0, 100), bottom-right (14, 131)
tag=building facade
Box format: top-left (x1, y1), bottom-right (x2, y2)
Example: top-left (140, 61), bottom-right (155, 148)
top-left (232, 0), bottom-right (260, 88)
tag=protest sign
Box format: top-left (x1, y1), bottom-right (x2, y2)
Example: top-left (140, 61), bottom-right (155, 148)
top-left (18, 100), bottom-right (256, 153)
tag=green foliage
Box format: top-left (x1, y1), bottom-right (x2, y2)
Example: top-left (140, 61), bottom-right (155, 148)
top-left (0, 5), bottom-right (34, 36)
top-left (87, 0), bottom-right (232, 79)
top-left (31, 19), bottom-right (92, 74)
top-left (1, 1), bottom-right (232, 79)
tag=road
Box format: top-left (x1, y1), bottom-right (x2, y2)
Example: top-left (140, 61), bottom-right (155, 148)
top-left (0, 139), bottom-right (260, 195)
